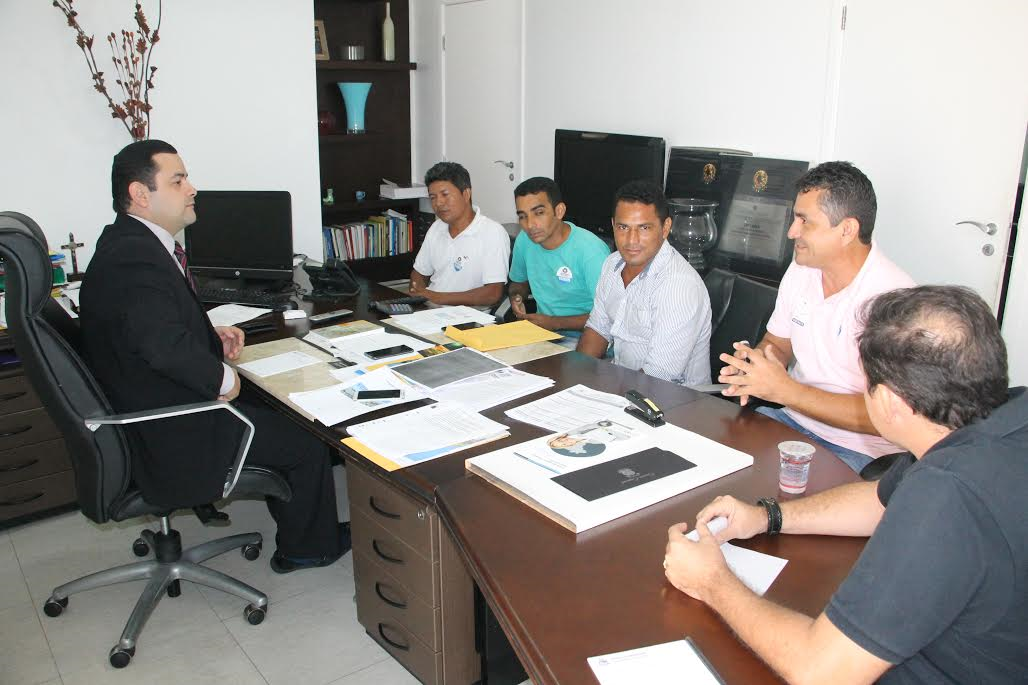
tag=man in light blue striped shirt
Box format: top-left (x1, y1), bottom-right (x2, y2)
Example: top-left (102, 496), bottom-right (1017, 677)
top-left (577, 180), bottom-right (711, 386)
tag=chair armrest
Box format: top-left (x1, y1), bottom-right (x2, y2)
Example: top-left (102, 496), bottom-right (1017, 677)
top-left (84, 400), bottom-right (254, 499)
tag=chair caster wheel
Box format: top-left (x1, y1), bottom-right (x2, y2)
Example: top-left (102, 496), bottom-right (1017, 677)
top-left (109, 645), bottom-right (135, 668)
top-left (244, 604), bottom-right (266, 625)
top-left (132, 538), bottom-right (150, 557)
top-left (167, 580), bottom-right (181, 598)
top-left (242, 542), bottom-right (262, 561)
top-left (43, 596), bottom-right (68, 618)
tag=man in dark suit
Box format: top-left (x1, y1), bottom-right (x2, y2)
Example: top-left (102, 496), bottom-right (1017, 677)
top-left (81, 139), bottom-right (348, 573)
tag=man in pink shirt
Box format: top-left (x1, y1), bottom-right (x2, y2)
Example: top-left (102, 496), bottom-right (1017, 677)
top-left (719, 161), bottom-right (915, 471)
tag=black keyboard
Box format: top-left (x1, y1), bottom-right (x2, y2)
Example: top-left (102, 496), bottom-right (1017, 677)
top-left (197, 286), bottom-right (294, 310)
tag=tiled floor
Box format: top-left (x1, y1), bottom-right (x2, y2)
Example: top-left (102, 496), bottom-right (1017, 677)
top-left (0, 467), bottom-right (422, 685)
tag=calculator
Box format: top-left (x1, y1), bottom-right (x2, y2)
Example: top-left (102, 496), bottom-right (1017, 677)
top-left (374, 302), bottom-right (415, 315)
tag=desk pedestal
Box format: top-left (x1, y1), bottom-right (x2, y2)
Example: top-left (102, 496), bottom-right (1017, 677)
top-left (347, 458), bottom-right (479, 685)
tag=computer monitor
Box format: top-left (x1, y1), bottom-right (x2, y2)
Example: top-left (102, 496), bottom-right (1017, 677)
top-left (553, 129), bottom-right (666, 238)
top-left (185, 190), bottom-right (293, 284)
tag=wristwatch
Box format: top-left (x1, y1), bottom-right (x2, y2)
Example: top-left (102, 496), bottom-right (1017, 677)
top-left (757, 497), bottom-right (783, 535)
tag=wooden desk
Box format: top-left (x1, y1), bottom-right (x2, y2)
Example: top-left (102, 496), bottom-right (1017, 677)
top-left (238, 287), bottom-right (867, 685)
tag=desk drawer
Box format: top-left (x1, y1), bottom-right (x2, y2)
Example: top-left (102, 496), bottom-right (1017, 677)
top-left (0, 408), bottom-right (62, 451)
top-left (0, 439), bottom-right (71, 487)
top-left (354, 550), bottom-right (441, 651)
top-left (349, 464), bottom-right (436, 559)
top-left (0, 469), bottom-right (76, 521)
top-left (0, 375), bottom-right (42, 415)
top-left (351, 509), bottom-right (438, 606)
top-left (357, 584), bottom-right (443, 685)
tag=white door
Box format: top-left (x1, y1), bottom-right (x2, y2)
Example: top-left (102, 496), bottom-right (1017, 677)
top-left (443, 0), bottom-right (522, 225)
top-left (832, 0), bottom-right (1028, 308)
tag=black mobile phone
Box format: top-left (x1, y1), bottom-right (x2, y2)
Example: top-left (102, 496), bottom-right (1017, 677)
top-left (365, 344), bottom-right (414, 360)
top-left (355, 389), bottom-right (403, 400)
top-left (445, 321), bottom-right (483, 332)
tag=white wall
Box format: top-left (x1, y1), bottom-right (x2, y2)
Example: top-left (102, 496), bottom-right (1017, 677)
top-left (0, 0), bottom-right (322, 267)
top-left (410, 0), bottom-right (444, 213)
top-left (411, 0), bottom-right (838, 183)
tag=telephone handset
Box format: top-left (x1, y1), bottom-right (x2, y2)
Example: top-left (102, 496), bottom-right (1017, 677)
top-left (303, 259), bottom-right (360, 296)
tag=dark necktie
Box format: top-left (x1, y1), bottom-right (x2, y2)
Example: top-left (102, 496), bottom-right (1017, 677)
top-left (173, 241), bottom-right (197, 292)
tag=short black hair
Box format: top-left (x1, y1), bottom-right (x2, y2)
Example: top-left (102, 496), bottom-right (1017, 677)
top-left (424, 161), bottom-right (471, 192)
top-left (514, 176), bottom-right (563, 208)
top-left (795, 161), bottom-right (877, 244)
top-left (859, 285), bottom-right (1008, 430)
top-left (612, 179), bottom-right (670, 224)
top-left (111, 139), bottom-right (178, 213)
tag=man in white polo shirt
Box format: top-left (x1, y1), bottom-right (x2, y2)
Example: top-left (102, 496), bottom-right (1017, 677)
top-left (409, 161), bottom-right (510, 308)
top-left (719, 161), bottom-right (915, 472)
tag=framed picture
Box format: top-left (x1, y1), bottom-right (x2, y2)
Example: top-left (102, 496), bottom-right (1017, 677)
top-left (314, 20), bottom-right (330, 61)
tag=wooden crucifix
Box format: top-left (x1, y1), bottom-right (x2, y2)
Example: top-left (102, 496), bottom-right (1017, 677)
top-left (60, 232), bottom-right (85, 277)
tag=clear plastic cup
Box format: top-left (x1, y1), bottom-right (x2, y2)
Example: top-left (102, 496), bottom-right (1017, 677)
top-left (778, 441), bottom-right (816, 494)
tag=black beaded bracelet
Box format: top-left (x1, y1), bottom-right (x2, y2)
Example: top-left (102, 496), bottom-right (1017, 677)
top-left (757, 497), bottom-right (783, 535)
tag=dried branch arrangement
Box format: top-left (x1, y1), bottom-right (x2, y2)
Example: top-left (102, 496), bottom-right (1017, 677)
top-left (53, 1), bottom-right (162, 140)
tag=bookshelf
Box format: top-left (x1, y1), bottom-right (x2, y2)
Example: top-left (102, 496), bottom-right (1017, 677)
top-left (313, 0), bottom-right (425, 281)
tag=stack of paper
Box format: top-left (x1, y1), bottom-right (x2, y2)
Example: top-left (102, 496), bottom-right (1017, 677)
top-left (206, 304), bottom-right (273, 328)
top-left (287, 366), bottom-right (426, 427)
top-left (466, 416), bottom-right (753, 533)
top-left (304, 320), bottom-right (382, 352)
top-left (505, 384), bottom-right (631, 432)
top-left (388, 306), bottom-right (496, 336)
top-left (430, 367), bottom-right (554, 411)
top-left (345, 402), bottom-right (510, 470)
top-left (391, 347), bottom-right (508, 389)
top-left (238, 351), bottom-right (323, 378)
top-left (588, 639), bottom-right (723, 685)
top-left (445, 319), bottom-right (562, 351)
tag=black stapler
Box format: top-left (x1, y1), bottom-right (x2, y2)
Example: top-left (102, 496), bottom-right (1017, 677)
top-left (624, 390), bottom-right (665, 427)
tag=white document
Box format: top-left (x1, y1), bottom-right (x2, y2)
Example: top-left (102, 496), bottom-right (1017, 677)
top-left (505, 384), bottom-right (631, 433)
top-left (388, 305), bottom-right (496, 336)
top-left (62, 287), bottom-right (81, 308)
top-left (588, 639), bottom-right (723, 685)
top-left (330, 331), bottom-right (434, 363)
top-left (238, 351), bottom-right (322, 378)
top-left (683, 520), bottom-right (788, 596)
top-left (206, 304), bottom-right (273, 328)
top-left (347, 402), bottom-right (509, 467)
top-left (430, 367), bottom-right (554, 411)
top-left (466, 416), bottom-right (754, 533)
top-left (288, 367), bottom-right (426, 427)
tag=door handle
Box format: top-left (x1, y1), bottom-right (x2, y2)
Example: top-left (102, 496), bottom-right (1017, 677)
top-left (955, 220), bottom-right (998, 236)
top-left (493, 160), bottom-right (514, 169)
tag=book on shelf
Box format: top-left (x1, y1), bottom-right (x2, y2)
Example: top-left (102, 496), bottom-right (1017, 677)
top-left (323, 209), bottom-right (415, 262)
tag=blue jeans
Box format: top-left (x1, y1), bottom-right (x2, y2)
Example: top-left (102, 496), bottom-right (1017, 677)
top-left (755, 406), bottom-right (873, 473)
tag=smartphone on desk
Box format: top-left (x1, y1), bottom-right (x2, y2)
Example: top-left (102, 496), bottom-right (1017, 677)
top-left (355, 389), bottom-right (403, 400)
top-left (445, 322), bottom-right (483, 332)
top-left (365, 344), bottom-right (414, 360)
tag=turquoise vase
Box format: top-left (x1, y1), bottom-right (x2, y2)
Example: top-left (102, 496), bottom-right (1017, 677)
top-left (337, 82), bottom-right (372, 134)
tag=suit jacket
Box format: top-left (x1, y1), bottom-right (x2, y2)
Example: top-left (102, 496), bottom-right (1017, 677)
top-left (80, 213), bottom-right (237, 506)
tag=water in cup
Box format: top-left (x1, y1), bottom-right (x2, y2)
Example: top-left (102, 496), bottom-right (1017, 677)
top-left (778, 440), bottom-right (816, 494)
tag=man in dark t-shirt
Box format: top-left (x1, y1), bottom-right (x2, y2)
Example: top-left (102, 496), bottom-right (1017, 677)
top-left (663, 285), bottom-right (1028, 684)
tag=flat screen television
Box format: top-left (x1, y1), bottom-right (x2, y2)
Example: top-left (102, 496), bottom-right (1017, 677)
top-left (553, 129), bottom-right (666, 238)
top-left (185, 190), bottom-right (294, 284)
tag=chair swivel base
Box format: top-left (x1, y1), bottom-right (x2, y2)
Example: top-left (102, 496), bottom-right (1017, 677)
top-left (42, 524), bottom-right (269, 668)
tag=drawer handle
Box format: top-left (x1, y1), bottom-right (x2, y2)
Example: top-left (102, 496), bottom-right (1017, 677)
top-left (375, 582), bottom-right (407, 609)
top-left (0, 426), bottom-right (32, 439)
top-left (377, 623), bottom-right (410, 652)
top-left (0, 492), bottom-right (44, 507)
top-left (369, 496), bottom-right (402, 520)
top-left (0, 458), bottom-right (39, 473)
top-left (371, 539), bottom-right (404, 565)
top-left (0, 391), bottom-right (27, 403)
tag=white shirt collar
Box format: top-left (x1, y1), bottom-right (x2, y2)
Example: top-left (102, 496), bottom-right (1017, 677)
top-left (128, 213), bottom-right (183, 274)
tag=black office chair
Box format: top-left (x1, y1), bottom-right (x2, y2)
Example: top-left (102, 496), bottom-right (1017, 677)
top-left (703, 268), bottom-right (779, 387)
top-left (0, 212), bottom-right (292, 668)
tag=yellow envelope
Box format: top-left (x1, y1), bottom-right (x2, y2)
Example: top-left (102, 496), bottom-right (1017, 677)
top-left (445, 319), bottom-right (562, 351)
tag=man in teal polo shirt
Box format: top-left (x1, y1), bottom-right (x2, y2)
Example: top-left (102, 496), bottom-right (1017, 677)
top-left (508, 177), bottom-right (610, 340)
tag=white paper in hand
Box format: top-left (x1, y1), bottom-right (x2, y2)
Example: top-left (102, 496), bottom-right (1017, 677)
top-left (685, 516), bottom-right (787, 596)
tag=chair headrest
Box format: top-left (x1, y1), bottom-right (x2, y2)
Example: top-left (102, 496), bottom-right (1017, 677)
top-left (0, 212), bottom-right (57, 316)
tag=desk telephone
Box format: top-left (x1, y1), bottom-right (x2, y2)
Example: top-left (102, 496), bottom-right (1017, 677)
top-left (304, 259), bottom-right (360, 297)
